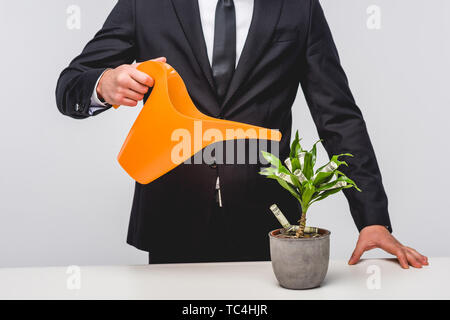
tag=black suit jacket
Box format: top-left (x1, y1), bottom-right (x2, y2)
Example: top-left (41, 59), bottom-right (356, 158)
top-left (56, 0), bottom-right (392, 263)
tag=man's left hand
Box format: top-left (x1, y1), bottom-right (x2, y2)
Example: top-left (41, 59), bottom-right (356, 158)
top-left (348, 225), bottom-right (428, 269)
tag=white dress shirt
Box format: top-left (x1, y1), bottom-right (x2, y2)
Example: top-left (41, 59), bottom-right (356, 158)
top-left (198, 0), bottom-right (254, 68)
top-left (90, 0), bottom-right (254, 112)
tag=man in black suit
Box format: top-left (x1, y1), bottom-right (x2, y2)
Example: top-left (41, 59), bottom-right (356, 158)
top-left (56, 0), bottom-right (427, 268)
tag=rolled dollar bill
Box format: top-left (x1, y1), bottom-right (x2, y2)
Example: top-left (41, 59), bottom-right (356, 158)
top-left (319, 161), bottom-right (338, 173)
top-left (269, 204), bottom-right (292, 229)
top-left (277, 172), bottom-right (294, 184)
top-left (284, 158), bottom-right (292, 172)
top-left (285, 225), bottom-right (319, 234)
top-left (297, 152), bottom-right (306, 168)
top-left (322, 180), bottom-right (347, 191)
top-left (293, 169), bottom-right (307, 183)
top-left (305, 226), bottom-right (319, 234)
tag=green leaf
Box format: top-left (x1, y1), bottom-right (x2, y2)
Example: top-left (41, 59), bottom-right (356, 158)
top-left (281, 170), bottom-right (305, 194)
top-left (289, 131), bottom-right (303, 172)
top-left (310, 186), bottom-right (347, 204)
top-left (312, 171), bottom-right (334, 186)
top-left (334, 171), bottom-right (362, 192)
top-left (261, 151), bottom-right (282, 167)
top-left (310, 139), bottom-right (323, 168)
top-left (314, 177), bottom-right (345, 193)
top-left (289, 172), bottom-right (304, 194)
top-left (259, 167), bottom-right (277, 176)
top-left (301, 182), bottom-right (316, 208)
top-left (312, 175), bottom-right (360, 202)
top-left (296, 151), bottom-right (306, 171)
top-left (302, 152), bottom-right (314, 179)
top-left (289, 131), bottom-right (301, 159)
top-left (330, 153), bottom-right (352, 168)
top-left (314, 153), bottom-right (353, 174)
top-left (266, 174), bottom-right (303, 207)
top-left (261, 151), bottom-right (290, 174)
top-left (291, 157), bottom-right (301, 172)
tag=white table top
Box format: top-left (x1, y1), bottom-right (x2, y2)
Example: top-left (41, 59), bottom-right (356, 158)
top-left (0, 258), bottom-right (448, 300)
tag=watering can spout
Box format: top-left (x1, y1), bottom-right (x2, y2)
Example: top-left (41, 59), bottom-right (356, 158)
top-left (115, 60), bottom-right (282, 184)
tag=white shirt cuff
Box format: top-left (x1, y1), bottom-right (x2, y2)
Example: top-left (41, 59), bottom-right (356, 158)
top-left (88, 70), bottom-right (109, 115)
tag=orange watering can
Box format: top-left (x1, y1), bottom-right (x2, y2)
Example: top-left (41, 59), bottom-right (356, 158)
top-left (114, 60), bottom-right (281, 184)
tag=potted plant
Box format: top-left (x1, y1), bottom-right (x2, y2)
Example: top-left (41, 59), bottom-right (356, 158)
top-left (259, 130), bottom-right (361, 289)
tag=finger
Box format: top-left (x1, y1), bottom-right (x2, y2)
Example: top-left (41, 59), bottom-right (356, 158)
top-left (152, 56), bottom-right (167, 62)
top-left (132, 57), bottom-right (167, 69)
top-left (406, 247), bottom-right (428, 266)
top-left (405, 251), bottom-right (423, 268)
top-left (406, 247), bottom-right (428, 264)
top-left (395, 248), bottom-right (409, 269)
top-left (377, 236), bottom-right (403, 257)
top-left (129, 68), bottom-right (154, 87)
top-left (348, 242), bottom-right (366, 265)
top-left (127, 78), bottom-right (149, 95)
top-left (120, 97), bottom-right (138, 107)
top-left (123, 89), bottom-right (145, 102)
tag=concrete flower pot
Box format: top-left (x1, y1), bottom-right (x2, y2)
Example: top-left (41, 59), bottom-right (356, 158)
top-left (269, 228), bottom-right (330, 290)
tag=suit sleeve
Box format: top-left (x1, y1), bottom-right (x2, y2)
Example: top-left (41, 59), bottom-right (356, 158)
top-left (300, 0), bottom-right (392, 232)
top-left (56, 0), bottom-right (136, 119)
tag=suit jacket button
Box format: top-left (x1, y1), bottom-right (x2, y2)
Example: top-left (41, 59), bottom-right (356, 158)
top-left (209, 156), bottom-right (217, 169)
top-left (209, 158), bottom-right (217, 169)
top-left (75, 103), bottom-right (80, 111)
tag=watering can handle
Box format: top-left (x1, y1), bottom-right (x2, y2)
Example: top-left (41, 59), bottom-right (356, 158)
top-left (112, 61), bottom-right (171, 109)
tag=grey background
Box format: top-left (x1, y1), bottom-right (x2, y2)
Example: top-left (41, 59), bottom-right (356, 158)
top-left (0, 0), bottom-right (448, 267)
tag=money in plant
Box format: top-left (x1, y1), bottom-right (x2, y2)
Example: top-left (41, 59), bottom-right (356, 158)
top-left (259, 130), bottom-right (361, 238)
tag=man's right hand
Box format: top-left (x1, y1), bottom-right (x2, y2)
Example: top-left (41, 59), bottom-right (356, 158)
top-left (96, 57), bottom-right (167, 107)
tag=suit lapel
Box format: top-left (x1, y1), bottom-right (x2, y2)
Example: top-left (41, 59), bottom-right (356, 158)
top-left (221, 0), bottom-right (284, 110)
top-left (170, 0), bottom-right (217, 97)
top-left (170, 0), bottom-right (284, 114)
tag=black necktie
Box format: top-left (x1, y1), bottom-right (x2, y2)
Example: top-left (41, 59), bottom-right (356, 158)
top-left (212, 0), bottom-right (236, 104)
